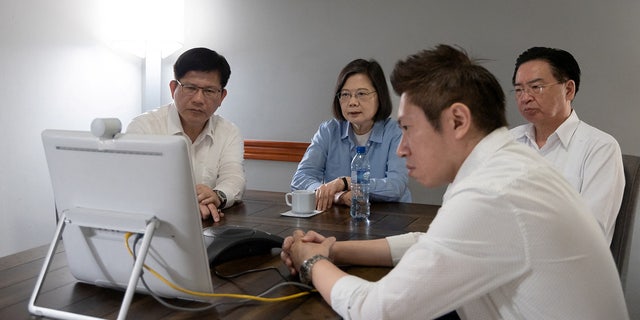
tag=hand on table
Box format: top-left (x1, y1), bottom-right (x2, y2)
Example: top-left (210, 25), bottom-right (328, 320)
top-left (196, 184), bottom-right (224, 222)
top-left (281, 230), bottom-right (335, 276)
top-left (336, 191), bottom-right (352, 207)
top-left (315, 177), bottom-right (349, 211)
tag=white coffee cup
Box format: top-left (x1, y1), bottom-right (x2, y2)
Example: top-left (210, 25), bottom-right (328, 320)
top-left (285, 190), bottom-right (316, 214)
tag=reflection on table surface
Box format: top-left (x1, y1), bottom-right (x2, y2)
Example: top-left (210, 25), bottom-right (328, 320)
top-left (0, 190), bottom-right (440, 320)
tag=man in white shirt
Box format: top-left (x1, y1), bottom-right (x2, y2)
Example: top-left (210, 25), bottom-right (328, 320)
top-left (280, 45), bottom-right (628, 319)
top-left (127, 48), bottom-right (246, 222)
top-left (510, 47), bottom-right (624, 244)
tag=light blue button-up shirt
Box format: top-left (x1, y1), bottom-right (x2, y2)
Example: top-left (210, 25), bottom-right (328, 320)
top-left (291, 118), bottom-right (411, 202)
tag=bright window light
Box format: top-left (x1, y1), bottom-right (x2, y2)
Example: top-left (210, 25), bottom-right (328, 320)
top-left (100, 0), bottom-right (184, 58)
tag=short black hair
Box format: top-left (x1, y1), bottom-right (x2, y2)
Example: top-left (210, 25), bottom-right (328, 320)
top-left (173, 48), bottom-right (231, 88)
top-left (332, 59), bottom-right (393, 122)
top-left (512, 47), bottom-right (581, 95)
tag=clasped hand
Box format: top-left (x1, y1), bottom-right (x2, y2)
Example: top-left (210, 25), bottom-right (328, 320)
top-left (196, 184), bottom-right (224, 222)
top-left (280, 230), bottom-right (336, 276)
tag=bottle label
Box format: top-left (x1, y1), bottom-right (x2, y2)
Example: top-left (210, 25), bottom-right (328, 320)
top-left (356, 169), bottom-right (370, 184)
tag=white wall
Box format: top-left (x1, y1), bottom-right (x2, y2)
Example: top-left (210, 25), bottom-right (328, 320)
top-left (0, 1), bottom-right (142, 256)
top-left (2, 0), bottom-right (640, 316)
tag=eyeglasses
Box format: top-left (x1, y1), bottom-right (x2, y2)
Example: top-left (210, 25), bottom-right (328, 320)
top-left (512, 82), bottom-right (562, 97)
top-left (175, 80), bottom-right (223, 99)
top-left (336, 90), bottom-right (377, 103)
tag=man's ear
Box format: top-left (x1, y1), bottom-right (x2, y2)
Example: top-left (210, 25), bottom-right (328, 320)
top-left (565, 80), bottom-right (576, 102)
top-left (449, 102), bottom-right (472, 139)
top-left (169, 80), bottom-right (178, 99)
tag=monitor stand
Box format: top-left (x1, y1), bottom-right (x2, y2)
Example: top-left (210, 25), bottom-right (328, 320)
top-left (28, 208), bottom-right (159, 320)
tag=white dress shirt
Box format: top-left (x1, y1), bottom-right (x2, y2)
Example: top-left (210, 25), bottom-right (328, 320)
top-left (330, 127), bottom-right (628, 320)
top-left (126, 103), bottom-right (246, 208)
top-left (510, 110), bottom-right (624, 244)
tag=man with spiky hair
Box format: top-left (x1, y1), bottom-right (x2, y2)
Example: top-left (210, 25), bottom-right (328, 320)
top-left (280, 45), bottom-right (628, 320)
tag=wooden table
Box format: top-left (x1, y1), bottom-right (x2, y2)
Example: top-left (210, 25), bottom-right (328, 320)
top-left (0, 190), bottom-right (440, 319)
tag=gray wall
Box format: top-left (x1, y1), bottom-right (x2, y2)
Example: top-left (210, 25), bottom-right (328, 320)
top-left (1, 0), bottom-right (639, 316)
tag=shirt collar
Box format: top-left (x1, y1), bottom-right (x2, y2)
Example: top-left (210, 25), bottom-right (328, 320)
top-left (341, 119), bottom-right (388, 143)
top-left (167, 103), bottom-right (184, 136)
top-left (512, 110), bottom-right (579, 149)
top-left (167, 102), bottom-right (215, 141)
top-left (369, 120), bottom-right (387, 143)
top-left (553, 109), bottom-right (580, 148)
top-left (453, 127), bottom-right (512, 186)
top-left (508, 122), bottom-right (537, 147)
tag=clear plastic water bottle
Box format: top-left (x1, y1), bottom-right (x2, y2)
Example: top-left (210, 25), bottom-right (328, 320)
top-left (350, 146), bottom-right (370, 220)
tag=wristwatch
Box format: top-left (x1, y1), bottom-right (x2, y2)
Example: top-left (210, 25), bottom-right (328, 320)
top-left (213, 189), bottom-right (227, 209)
top-left (299, 254), bottom-right (329, 285)
top-left (341, 176), bottom-right (349, 191)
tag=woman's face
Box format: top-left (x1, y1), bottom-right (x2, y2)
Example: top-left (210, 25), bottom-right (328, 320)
top-left (338, 73), bottom-right (378, 132)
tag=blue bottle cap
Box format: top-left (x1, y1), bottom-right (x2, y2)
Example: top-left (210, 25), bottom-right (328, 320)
top-left (356, 146), bottom-right (366, 153)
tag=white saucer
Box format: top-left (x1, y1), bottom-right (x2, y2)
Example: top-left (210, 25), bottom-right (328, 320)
top-left (280, 210), bottom-right (323, 218)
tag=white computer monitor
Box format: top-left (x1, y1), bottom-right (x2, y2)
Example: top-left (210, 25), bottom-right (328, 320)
top-left (40, 129), bottom-right (213, 301)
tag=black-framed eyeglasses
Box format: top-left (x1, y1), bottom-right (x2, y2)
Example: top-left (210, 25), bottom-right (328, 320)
top-left (175, 80), bottom-right (223, 99)
top-left (336, 90), bottom-right (377, 103)
top-left (512, 82), bottom-right (562, 97)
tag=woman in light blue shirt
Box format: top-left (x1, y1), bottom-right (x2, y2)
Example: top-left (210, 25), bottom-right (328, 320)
top-left (291, 59), bottom-right (411, 211)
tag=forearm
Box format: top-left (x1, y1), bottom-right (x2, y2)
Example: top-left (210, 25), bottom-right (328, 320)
top-left (291, 155), bottom-right (326, 191)
top-left (215, 175), bottom-right (245, 206)
top-left (310, 239), bottom-right (393, 308)
top-left (369, 177), bottom-right (407, 201)
top-left (215, 131), bottom-right (246, 206)
top-left (312, 259), bottom-right (348, 304)
top-left (330, 238), bottom-right (393, 267)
